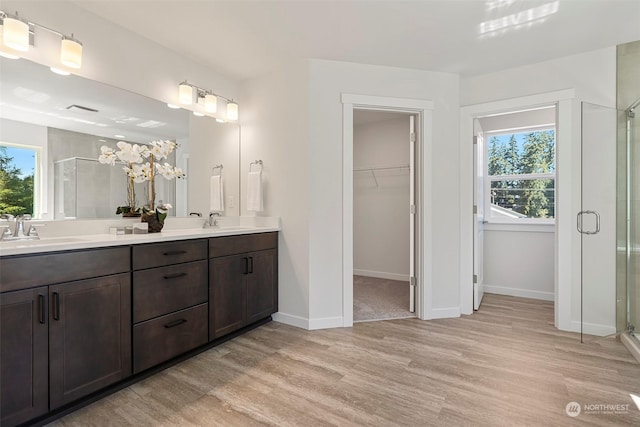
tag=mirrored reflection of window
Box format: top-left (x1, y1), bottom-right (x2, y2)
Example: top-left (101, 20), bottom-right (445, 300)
top-left (486, 129), bottom-right (556, 221)
top-left (0, 144), bottom-right (37, 216)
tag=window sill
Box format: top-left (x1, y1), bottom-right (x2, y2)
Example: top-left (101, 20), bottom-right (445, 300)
top-left (483, 222), bottom-right (555, 233)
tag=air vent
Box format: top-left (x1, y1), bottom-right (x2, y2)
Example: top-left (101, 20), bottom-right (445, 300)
top-left (66, 104), bottom-right (99, 113)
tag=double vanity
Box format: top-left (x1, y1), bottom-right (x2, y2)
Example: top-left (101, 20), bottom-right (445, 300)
top-left (0, 220), bottom-right (279, 426)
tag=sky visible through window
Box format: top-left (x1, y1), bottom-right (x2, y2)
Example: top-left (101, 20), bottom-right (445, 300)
top-left (4, 146), bottom-right (35, 178)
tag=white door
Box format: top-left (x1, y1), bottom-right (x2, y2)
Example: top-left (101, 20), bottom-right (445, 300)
top-left (409, 115), bottom-right (416, 313)
top-left (473, 119), bottom-right (485, 310)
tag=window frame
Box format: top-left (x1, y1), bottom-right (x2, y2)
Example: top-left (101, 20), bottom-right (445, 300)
top-left (483, 125), bottom-right (556, 225)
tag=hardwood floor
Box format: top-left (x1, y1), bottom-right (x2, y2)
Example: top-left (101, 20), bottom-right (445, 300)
top-left (49, 294), bottom-right (640, 426)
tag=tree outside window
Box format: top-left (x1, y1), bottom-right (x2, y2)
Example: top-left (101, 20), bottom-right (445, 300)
top-left (0, 146), bottom-right (35, 216)
top-left (487, 129), bottom-right (555, 220)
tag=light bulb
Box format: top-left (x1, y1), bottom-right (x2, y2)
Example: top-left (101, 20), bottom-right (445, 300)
top-left (205, 94), bottom-right (217, 113)
top-left (3, 15), bottom-right (29, 52)
top-left (60, 36), bottom-right (82, 69)
top-left (179, 83), bottom-right (192, 105)
top-left (226, 101), bottom-right (238, 121)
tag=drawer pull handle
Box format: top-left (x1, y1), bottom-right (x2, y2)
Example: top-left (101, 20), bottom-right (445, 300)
top-left (163, 272), bottom-right (187, 280)
top-left (52, 292), bottom-right (60, 321)
top-left (38, 294), bottom-right (46, 324)
top-left (163, 250), bottom-right (187, 256)
top-left (164, 318), bottom-right (187, 329)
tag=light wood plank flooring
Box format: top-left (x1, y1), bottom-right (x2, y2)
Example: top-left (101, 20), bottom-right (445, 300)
top-left (49, 294), bottom-right (640, 426)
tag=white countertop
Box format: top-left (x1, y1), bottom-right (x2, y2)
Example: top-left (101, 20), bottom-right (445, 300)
top-left (0, 217), bottom-right (280, 257)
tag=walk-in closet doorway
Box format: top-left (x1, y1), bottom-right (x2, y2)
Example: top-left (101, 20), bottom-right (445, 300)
top-left (352, 109), bottom-right (417, 322)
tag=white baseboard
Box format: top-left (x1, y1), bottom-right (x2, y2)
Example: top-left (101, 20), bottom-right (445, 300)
top-left (353, 269), bottom-right (409, 282)
top-left (568, 320), bottom-right (617, 337)
top-left (272, 313), bottom-right (345, 330)
top-left (428, 307), bottom-right (461, 319)
top-left (484, 284), bottom-right (554, 301)
top-left (272, 312), bottom-right (309, 329)
top-left (309, 316), bottom-right (344, 330)
top-left (621, 332), bottom-right (640, 363)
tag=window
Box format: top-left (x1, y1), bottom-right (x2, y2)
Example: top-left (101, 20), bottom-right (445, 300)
top-left (0, 144), bottom-right (38, 216)
top-left (485, 128), bottom-right (555, 222)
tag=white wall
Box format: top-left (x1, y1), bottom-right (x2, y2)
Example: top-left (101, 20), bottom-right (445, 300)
top-left (460, 47), bottom-right (617, 334)
top-left (240, 60), bottom-right (311, 327)
top-left (353, 116), bottom-right (410, 281)
top-left (187, 117), bottom-right (239, 217)
top-left (306, 60), bottom-right (460, 325)
top-left (483, 225), bottom-right (555, 301)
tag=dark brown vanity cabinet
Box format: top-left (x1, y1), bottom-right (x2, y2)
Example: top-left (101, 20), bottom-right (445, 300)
top-left (132, 239), bottom-right (209, 373)
top-left (0, 287), bottom-right (48, 427)
top-left (49, 274), bottom-right (131, 409)
top-left (209, 232), bottom-right (278, 340)
top-left (0, 246), bottom-right (131, 425)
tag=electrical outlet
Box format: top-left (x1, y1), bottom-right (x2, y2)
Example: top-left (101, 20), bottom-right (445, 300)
top-left (229, 196), bottom-right (235, 208)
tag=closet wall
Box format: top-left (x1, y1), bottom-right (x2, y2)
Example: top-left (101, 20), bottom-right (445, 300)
top-left (353, 113), bottom-right (410, 281)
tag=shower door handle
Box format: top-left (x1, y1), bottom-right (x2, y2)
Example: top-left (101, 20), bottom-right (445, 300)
top-left (577, 210), bottom-right (600, 235)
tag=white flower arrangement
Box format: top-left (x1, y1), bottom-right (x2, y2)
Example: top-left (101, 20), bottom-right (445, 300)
top-left (98, 140), bottom-right (185, 216)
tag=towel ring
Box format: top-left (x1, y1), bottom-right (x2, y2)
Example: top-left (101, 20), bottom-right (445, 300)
top-left (249, 160), bottom-right (263, 172)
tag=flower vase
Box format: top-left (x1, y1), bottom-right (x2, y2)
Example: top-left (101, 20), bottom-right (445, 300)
top-left (141, 211), bottom-right (163, 233)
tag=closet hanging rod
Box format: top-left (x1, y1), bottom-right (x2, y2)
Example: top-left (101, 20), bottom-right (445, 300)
top-left (353, 163), bottom-right (410, 172)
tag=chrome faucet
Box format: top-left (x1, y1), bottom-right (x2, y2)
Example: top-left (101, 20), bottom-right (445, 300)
top-left (209, 212), bottom-right (222, 227)
top-left (15, 214), bottom-right (31, 238)
top-left (0, 214), bottom-right (14, 240)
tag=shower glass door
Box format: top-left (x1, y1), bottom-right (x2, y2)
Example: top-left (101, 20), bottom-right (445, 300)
top-left (626, 99), bottom-right (640, 338)
top-left (580, 103), bottom-right (618, 341)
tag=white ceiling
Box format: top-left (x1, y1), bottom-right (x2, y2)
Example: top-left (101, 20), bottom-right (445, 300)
top-left (73, 0), bottom-right (640, 82)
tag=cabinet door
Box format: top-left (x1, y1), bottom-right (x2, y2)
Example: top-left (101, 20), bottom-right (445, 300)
top-left (49, 274), bottom-right (131, 409)
top-left (246, 249), bottom-right (278, 324)
top-left (0, 288), bottom-right (48, 427)
top-left (210, 254), bottom-right (247, 340)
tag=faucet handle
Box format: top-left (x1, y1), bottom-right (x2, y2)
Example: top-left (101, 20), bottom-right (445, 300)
top-left (0, 225), bottom-right (12, 240)
top-left (0, 214), bottom-right (14, 221)
top-left (27, 223), bottom-right (45, 237)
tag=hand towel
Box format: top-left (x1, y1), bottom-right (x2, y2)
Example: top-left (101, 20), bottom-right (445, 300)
top-left (247, 170), bottom-right (263, 212)
top-left (210, 175), bottom-right (224, 212)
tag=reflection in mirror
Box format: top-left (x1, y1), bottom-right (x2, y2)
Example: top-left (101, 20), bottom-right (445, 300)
top-left (0, 57), bottom-right (240, 220)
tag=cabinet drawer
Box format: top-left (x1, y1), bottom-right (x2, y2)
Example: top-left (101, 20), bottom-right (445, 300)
top-left (209, 232), bottom-right (277, 258)
top-left (133, 239), bottom-right (207, 270)
top-left (0, 246), bottom-right (130, 293)
top-left (133, 303), bottom-right (208, 374)
top-left (133, 260), bottom-right (208, 323)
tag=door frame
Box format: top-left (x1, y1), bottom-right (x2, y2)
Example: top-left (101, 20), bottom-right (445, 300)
top-left (341, 94), bottom-right (434, 326)
top-left (459, 89), bottom-right (576, 332)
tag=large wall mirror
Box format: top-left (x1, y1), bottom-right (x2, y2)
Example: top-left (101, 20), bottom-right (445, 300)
top-left (0, 57), bottom-right (240, 220)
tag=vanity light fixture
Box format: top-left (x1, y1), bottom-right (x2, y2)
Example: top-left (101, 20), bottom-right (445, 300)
top-left (226, 101), bottom-right (238, 121)
top-left (204, 93), bottom-right (217, 113)
top-left (179, 82), bottom-right (193, 105)
top-left (0, 10), bottom-right (84, 72)
top-left (60, 34), bottom-right (82, 68)
top-left (0, 22), bottom-right (19, 59)
top-left (2, 13), bottom-right (29, 52)
top-left (175, 80), bottom-right (238, 121)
